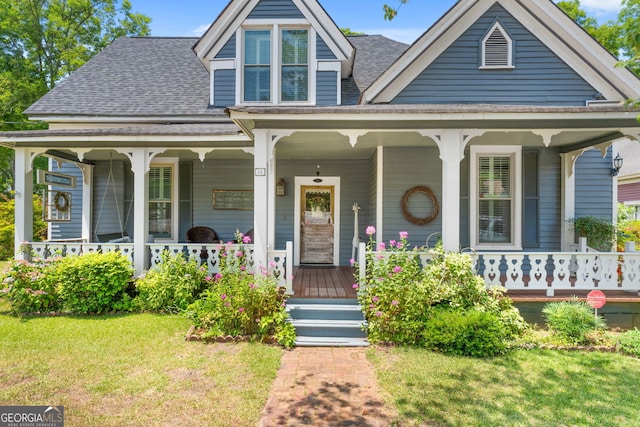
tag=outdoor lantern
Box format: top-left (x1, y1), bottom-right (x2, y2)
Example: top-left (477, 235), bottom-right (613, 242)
top-left (611, 153), bottom-right (624, 176)
top-left (276, 178), bottom-right (285, 196)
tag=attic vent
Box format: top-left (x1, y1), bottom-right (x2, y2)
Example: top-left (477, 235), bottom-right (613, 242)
top-left (481, 23), bottom-right (513, 69)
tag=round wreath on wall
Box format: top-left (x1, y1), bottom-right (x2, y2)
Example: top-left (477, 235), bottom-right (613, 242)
top-left (401, 185), bottom-right (439, 225)
top-left (53, 191), bottom-right (71, 213)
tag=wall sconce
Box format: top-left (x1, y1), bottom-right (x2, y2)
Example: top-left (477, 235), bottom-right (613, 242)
top-left (611, 153), bottom-right (623, 177)
top-left (276, 178), bottom-right (285, 196)
top-left (313, 164), bottom-right (323, 183)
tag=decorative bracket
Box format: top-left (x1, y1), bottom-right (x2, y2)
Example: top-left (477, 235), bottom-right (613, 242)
top-left (532, 129), bottom-right (562, 147)
top-left (336, 130), bottom-right (368, 147)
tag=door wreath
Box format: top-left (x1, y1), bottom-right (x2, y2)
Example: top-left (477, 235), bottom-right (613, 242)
top-left (53, 191), bottom-right (71, 213)
top-left (401, 186), bottom-right (439, 225)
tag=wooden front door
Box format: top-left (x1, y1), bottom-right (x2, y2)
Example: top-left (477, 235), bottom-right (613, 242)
top-left (300, 185), bottom-right (334, 264)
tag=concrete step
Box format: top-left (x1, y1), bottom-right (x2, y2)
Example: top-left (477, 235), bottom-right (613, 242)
top-left (289, 319), bottom-right (367, 339)
top-left (287, 303), bottom-right (364, 321)
top-left (295, 336), bottom-right (369, 347)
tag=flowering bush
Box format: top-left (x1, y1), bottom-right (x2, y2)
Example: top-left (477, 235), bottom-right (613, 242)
top-left (1, 258), bottom-right (61, 314)
top-left (355, 227), bottom-right (527, 354)
top-left (134, 251), bottom-right (209, 313)
top-left (186, 234), bottom-right (296, 348)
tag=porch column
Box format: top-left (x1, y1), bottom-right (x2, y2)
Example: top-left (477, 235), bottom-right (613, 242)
top-left (420, 130), bottom-right (483, 252)
top-left (560, 151), bottom-right (582, 251)
top-left (253, 129), bottom-right (269, 268)
top-left (130, 148), bottom-right (149, 275)
top-left (78, 163), bottom-right (94, 242)
top-left (14, 148), bottom-right (33, 258)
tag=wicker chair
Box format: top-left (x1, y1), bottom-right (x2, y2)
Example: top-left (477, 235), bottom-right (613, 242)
top-left (185, 226), bottom-right (218, 243)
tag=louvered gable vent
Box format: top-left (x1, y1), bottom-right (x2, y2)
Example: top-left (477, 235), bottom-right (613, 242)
top-left (482, 23), bottom-right (513, 68)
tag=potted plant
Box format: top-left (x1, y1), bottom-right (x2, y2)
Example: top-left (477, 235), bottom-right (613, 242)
top-left (571, 216), bottom-right (616, 252)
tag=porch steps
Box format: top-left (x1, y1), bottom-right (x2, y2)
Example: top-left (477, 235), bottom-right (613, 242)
top-left (287, 298), bottom-right (368, 347)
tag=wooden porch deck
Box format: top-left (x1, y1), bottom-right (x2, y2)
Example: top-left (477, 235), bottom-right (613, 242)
top-left (291, 266), bottom-right (357, 299)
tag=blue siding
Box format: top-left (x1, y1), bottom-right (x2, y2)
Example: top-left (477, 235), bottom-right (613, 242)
top-left (192, 159), bottom-right (254, 242)
top-left (316, 71), bottom-right (337, 105)
top-left (575, 147), bottom-right (614, 220)
top-left (392, 3), bottom-right (597, 106)
top-left (275, 159), bottom-right (371, 265)
top-left (316, 36), bottom-right (336, 60)
top-left (247, 0), bottom-right (304, 19)
top-left (383, 147), bottom-right (442, 248)
top-left (214, 69), bottom-right (236, 107)
top-left (49, 161), bottom-right (83, 239)
top-left (215, 34), bottom-right (236, 59)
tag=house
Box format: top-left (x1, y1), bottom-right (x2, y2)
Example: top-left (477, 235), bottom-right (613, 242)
top-left (618, 139), bottom-right (640, 219)
top-left (3, 0), bottom-right (640, 298)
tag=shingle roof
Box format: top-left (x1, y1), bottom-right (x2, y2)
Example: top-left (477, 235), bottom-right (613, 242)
top-left (25, 37), bottom-right (223, 118)
top-left (347, 35), bottom-right (409, 92)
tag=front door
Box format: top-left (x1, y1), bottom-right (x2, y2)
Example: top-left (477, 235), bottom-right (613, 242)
top-left (294, 177), bottom-right (341, 265)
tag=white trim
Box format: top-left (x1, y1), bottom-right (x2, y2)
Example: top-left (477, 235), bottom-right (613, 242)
top-left (470, 145), bottom-right (522, 250)
top-left (148, 157), bottom-right (179, 243)
top-left (294, 176), bottom-right (341, 265)
top-left (210, 59), bottom-right (236, 70)
top-left (376, 146), bottom-right (384, 248)
top-left (481, 21), bottom-right (513, 69)
top-left (317, 61), bottom-right (341, 72)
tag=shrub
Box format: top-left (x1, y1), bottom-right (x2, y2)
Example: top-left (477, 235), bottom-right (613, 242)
top-left (51, 251), bottom-right (134, 314)
top-left (1, 258), bottom-right (61, 313)
top-left (571, 216), bottom-right (616, 252)
top-left (135, 251), bottom-right (208, 312)
top-left (0, 193), bottom-right (47, 261)
top-left (422, 308), bottom-right (508, 357)
top-left (356, 228), bottom-right (527, 350)
top-left (616, 328), bottom-right (640, 357)
top-left (186, 241), bottom-right (295, 348)
top-left (542, 298), bottom-right (607, 345)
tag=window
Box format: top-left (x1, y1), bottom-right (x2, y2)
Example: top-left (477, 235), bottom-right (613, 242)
top-left (244, 30), bottom-right (271, 102)
top-left (242, 26), bottom-right (310, 104)
top-left (470, 146), bottom-right (521, 249)
top-left (148, 159), bottom-right (179, 241)
top-left (481, 22), bottom-right (513, 69)
top-left (281, 29), bottom-right (308, 102)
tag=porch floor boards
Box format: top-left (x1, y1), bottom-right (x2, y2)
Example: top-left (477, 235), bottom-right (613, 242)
top-left (507, 289), bottom-right (640, 303)
top-left (291, 266), bottom-right (357, 299)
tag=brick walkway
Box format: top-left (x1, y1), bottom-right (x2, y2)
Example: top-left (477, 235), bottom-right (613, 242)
top-left (259, 347), bottom-right (396, 426)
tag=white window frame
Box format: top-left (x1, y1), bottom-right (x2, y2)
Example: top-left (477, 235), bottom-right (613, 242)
top-left (148, 158), bottom-right (179, 243)
top-left (237, 20), bottom-right (316, 106)
top-left (470, 146), bottom-right (522, 250)
top-left (480, 22), bottom-right (514, 70)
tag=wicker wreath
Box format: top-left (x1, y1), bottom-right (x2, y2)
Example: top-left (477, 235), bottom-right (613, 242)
top-left (53, 191), bottom-right (71, 213)
top-left (401, 186), bottom-right (439, 225)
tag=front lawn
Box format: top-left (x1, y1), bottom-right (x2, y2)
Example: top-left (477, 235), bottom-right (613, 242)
top-left (370, 347), bottom-right (640, 426)
top-left (0, 313), bottom-right (282, 426)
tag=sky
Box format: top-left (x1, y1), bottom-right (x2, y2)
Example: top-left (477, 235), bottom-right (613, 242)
top-left (131, 0), bottom-right (623, 44)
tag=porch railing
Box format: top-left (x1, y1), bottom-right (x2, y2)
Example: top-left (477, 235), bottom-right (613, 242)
top-left (357, 242), bottom-right (640, 296)
top-left (24, 241), bottom-right (293, 294)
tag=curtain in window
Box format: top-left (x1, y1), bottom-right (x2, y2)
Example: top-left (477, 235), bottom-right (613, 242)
top-left (244, 30), bottom-right (271, 102)
top-left (478, 156), bottom-right (511, 244)
top-left (281, 29), bottom-right (308, 102)
top-left (149, 166), bottom-right (173, 239)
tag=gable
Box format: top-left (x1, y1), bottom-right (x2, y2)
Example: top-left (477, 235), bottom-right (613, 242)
top-left (363, 0), bottom-right (640, 105)
top-left (193, 0), bottom-right (353, 75)
top-left (391, 4), bottom-right (598, 106)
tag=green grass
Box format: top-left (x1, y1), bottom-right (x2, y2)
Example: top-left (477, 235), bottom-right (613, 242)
top-left (369, 347), bottom-right (640, 426)
top-left (0, 313), bottom-right (283, 426)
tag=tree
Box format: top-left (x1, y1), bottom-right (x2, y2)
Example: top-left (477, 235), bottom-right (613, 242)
top-left (383, 0), bottom-right (409, 21)
top-left (619, 0), bottom-right (640, 77)
top-left (557, 0), bottom-right (622, 56)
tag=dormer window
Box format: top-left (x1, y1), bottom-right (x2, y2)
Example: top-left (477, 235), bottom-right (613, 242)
top-left (242, 26), bottom-right (310, 104)
top-left (481, 22), bottom-right (513, 69)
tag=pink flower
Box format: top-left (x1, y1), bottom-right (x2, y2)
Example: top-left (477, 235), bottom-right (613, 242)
top-left (238, 307), bottom-right (245, 313)
top-left (215, 273), bottom-right (223, 280)
top-left (391, 300), bottom-right (399, 306)
top-left (205, 276), bottom-right (213, 282)
top-left (249, 282), bottom-right (256, 289)
top-left (369, 304), bottom-right (375, 309)
top-left (349, 258), bottom-right (356, 265)
top-left (220, 294), bottom-right (227, 300)
top-left (240, 266), bottom-right (246, 271)
top-left (352, 283), bottom-right (359, 289)
top-left (372, 296), bottom-right (379, 302)
top-left (224, 302), bottom-right (230, 307)
top-left (389, 240), bottom-right (397, 248)
top-left (269, 261), bottom-right (276, 268)
top-left (393, 266), bottom-right (402, 273)
top-left (378, 242), bottom-right (386, 251)
top-left (243, 235), bottom-right (252, 244)
top-left (399, 231), bottom-right (408, 239)
top-left (235, 250), bottom-right (244, 258)
top-left (366, 226), bottom-right (376, 236)
top-left (375, 311), bottom-right (383, 317)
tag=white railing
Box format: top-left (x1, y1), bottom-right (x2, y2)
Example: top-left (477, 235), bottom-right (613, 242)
top-left (358, 242), bottom-right (640, 296)
top-left (25, 241), bottom-right (293, 295)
